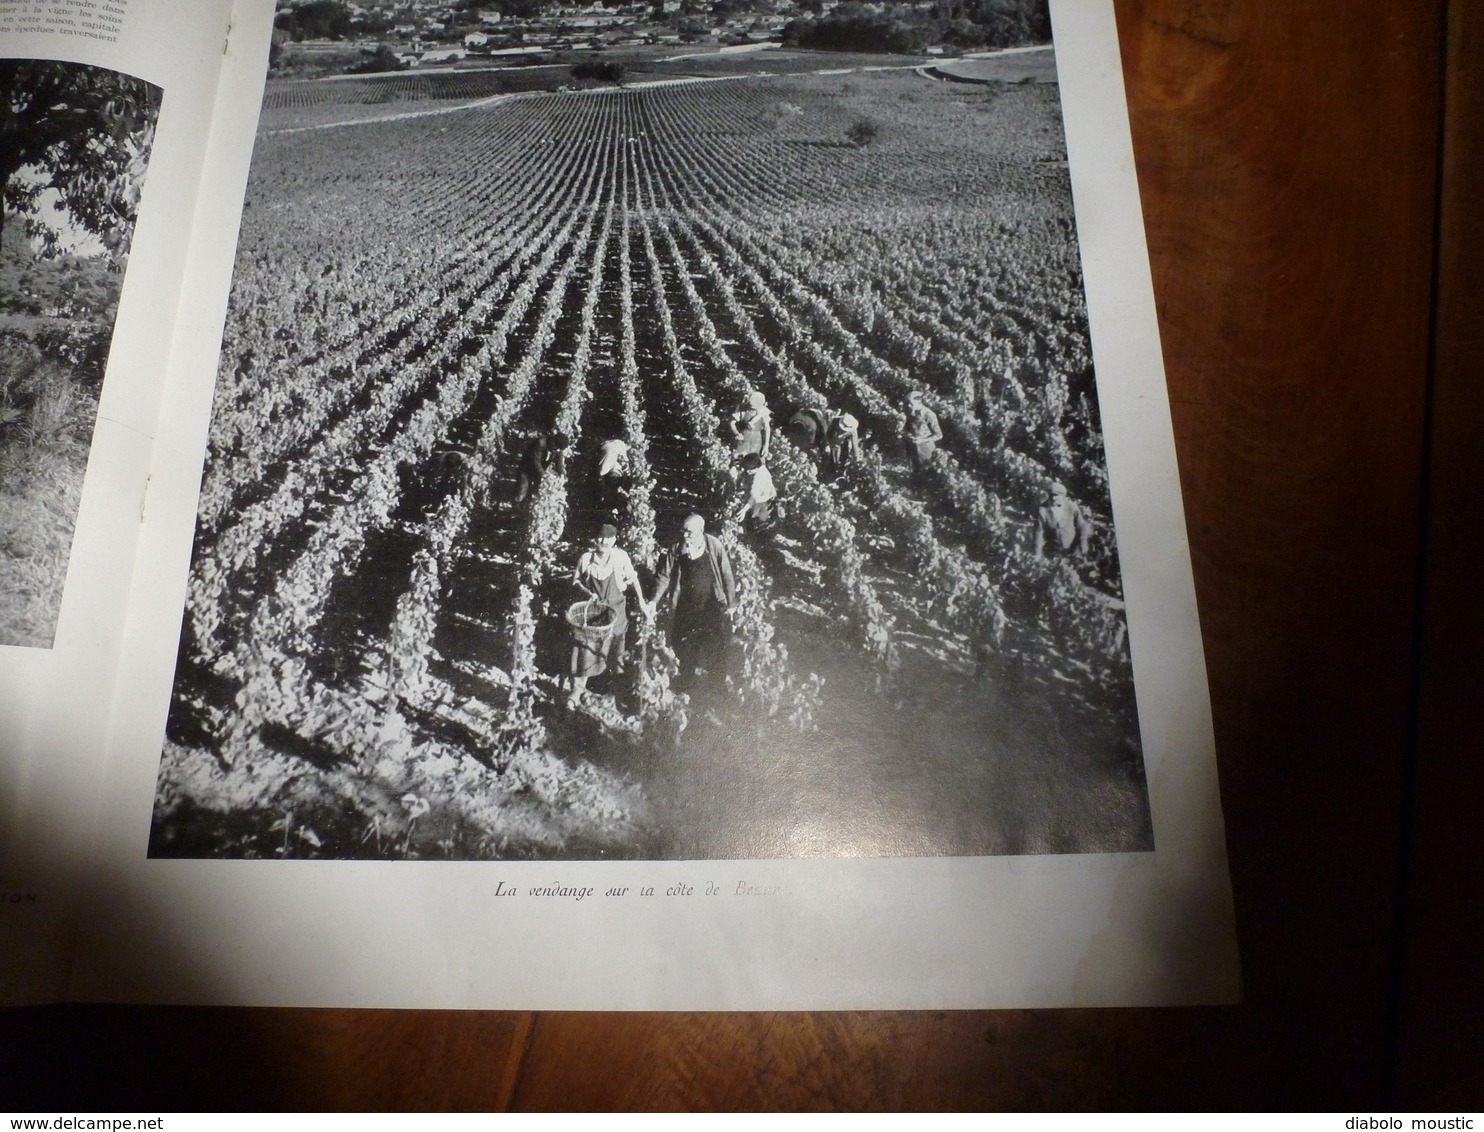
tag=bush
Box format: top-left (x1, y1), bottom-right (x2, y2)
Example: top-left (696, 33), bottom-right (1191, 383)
top-left (570, 59), bottom-right (625, 85)
top-left (783, 1), bottom-right (1050, 54)
top-left (32, 318), bottom-right (113, 385)
top-left (790, 11), bottom-right (927, 54)
top-left (345, 45), bottom-right (408, 75)
top-left (846, 118), bottom-right (880, 148)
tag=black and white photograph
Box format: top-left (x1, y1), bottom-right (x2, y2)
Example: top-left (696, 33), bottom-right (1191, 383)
top-left (0, 58), bottom-right (161, 649)
top-left (149, 0), bottom-right (1152, 863)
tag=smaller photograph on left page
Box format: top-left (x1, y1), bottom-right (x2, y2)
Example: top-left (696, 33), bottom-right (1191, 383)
top-left (0, 58), bottom-right (162, 649)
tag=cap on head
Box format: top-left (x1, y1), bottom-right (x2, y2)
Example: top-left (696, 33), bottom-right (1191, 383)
top-left (1049, 481), bottom-right (1068, 498)
top-left (748, 391), bottom-right (767, 411)
top-left (840, 413), bottom-right (858, 430)
top-left (598, 522), bottom-right (619, 539)
top-left (907, 390), bottom-right (924, 402)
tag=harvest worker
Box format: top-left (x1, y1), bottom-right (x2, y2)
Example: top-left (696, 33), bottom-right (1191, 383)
top-left (652, 514), bottom-right (736, 691)
top-left (785, 404), bottom-right (832, 452)
top-left (426, 448), bottom-right (468, 495)
top-left (514, 427), bottom-right (567, 504)
top-left (1033, 480), bottom-right (1093, 559)
top-left (733, 452), bottom-right (779, 542)
top-left (569, 522), bottom-right (650, 708)
top-left (593, 437), bottom-right (630, 521)
top-left (728, 390), bottom-right (771, 459)
top-left (903, 390), bottom-right (942, 483)
top-left (824, 411), bottom-right (861, 476)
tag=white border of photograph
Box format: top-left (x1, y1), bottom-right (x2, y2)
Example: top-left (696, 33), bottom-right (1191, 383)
top-left (75, 0), bottom-right (1238, 1009)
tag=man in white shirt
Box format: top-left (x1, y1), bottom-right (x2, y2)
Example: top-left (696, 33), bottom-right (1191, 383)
top-left (593, 437), bottom-right (630, 521)
top-left (734, 452), bottom-right (778, 539)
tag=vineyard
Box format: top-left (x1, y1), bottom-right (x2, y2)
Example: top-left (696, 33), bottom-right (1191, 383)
top-left (261, 66), bottom-right (560, 110)
top-left (150, 67), bottom-right (1152, 861)
top-left (257, 49), bottom-right (944, 114)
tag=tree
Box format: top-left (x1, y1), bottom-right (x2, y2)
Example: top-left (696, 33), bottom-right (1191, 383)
top-left (346, 45), bottom-right (410, 75)
top-left (792, 5), bottom-right (926, 54)
top-left (268, 27), bottom-right (291, 71)
top-left (846, 117), bottom-right (880, 148)
top-left (962, 0), bottom-right (1051, 45)
top-left (274, 0), bottom-right (354, 41)
top-left (571, 59), bottom-right (626, 85)
top-left (0, 60), bottom-right (161, 262)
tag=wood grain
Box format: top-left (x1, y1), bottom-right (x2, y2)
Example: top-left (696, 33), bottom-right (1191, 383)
top-left (0, 1007), bottom-right (532, 1110)
top-left (0, 0), bottom-right (1464, 1110)
top-left (1109, 0), bottom-right (1440, 1105)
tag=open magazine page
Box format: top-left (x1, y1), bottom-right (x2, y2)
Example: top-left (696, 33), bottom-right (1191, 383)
top-left (81, 0), bottom-right (1236, 1008)
top-left (0, 0), bottom-right (240, 1002)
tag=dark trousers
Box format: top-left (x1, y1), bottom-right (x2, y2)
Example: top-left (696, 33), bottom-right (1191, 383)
top-left (672, 614), bottom-right (727, 688)
top-left (908, 438), bottom-right (935, 481)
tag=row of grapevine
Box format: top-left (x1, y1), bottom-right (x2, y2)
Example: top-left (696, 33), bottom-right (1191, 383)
top-left (261, 69), bottom-right (544, 112)
top-left (625, 80), bottom-right (1126, 687)
top-left (156, 74), bottom-right (1146, 859)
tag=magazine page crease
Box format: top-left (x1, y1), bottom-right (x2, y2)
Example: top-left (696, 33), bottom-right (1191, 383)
top-left (66, 0), bottom-right (275, 1002)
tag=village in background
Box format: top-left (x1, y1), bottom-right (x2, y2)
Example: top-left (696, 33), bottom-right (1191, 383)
top-left (269, 0), bottom-right (1053, 78)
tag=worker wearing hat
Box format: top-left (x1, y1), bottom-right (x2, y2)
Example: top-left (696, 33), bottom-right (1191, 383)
top-left (728, 389), bottom-right (771, 459)
top-left (825, 410), bottom-right (861, 476)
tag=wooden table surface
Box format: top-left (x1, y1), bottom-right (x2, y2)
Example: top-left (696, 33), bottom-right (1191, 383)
top-left (4, 0), bottom-right (1481, 1110)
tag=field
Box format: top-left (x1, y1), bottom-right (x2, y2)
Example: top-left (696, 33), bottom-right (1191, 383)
top-left (253, 46), bottom-right (1054, 130)
top-left (150, 63), bottom-right (1151, 861)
